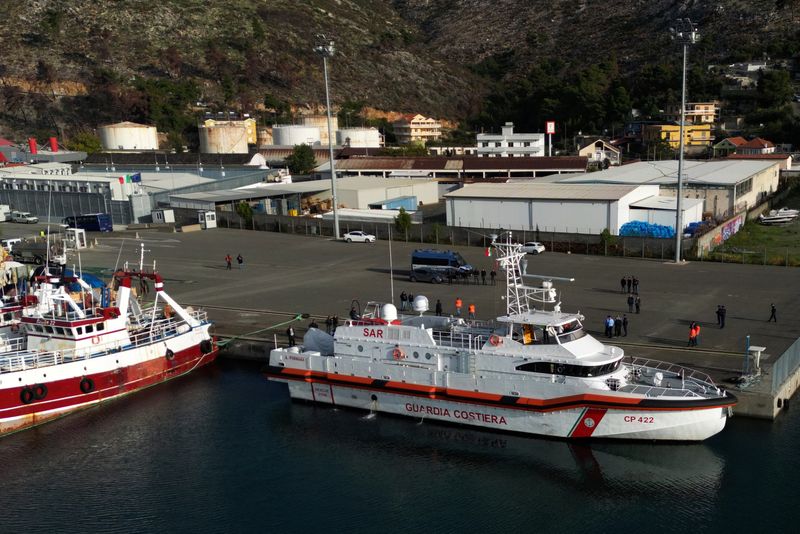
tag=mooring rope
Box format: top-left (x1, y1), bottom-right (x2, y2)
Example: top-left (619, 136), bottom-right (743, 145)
top-left (216, 314), bottom-right (303, 347)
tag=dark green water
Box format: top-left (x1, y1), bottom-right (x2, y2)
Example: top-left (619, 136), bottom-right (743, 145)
top-left (0, 360), bottom-right (795, 533)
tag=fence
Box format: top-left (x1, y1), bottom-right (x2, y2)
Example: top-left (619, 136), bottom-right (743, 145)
top-left (772, 337), bottom-right (800, 394)
top-left (214, 211), bottom-right (692, 260)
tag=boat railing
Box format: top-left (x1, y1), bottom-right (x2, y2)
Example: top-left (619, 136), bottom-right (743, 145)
top-left (617, 384), bottom-right (708, 399)
top-left (627, 357), bottom-right (716, 387)
top-left (0, 312), bottom-right (209, 375)
top-left (431, 330), bottom-right (490, 351)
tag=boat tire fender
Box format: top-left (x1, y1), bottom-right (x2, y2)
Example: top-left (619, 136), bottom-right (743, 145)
top-left (20, 387), bottom-right (34, 404)
top-left (200, 340), bottom-right (213, 354)
top-left (166, 349), bottom-right (175, 361)
top-left (80, 377), bottom-right (95, 394)
top-left (32, 383), bottom-right (48, 401)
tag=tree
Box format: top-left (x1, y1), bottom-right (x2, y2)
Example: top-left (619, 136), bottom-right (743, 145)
top-left (236, 201), bottom-right (253, 226)
top-left (285, 144), bottom-right (316, 174)
top-left (394, 207), bottom-right (412, 235)
top-left (757, 70), bottom-right (794, 108)
top-left (65, 132), bottom-right (102, 154)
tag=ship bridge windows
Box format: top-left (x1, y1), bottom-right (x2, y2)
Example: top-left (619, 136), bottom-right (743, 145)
top-left (516, 359), bottom-right (621, 377)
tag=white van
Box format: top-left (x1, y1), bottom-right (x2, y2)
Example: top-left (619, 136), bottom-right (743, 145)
top-left (11, 211), bottom-right (38, 224)
top-left (0, 238), bottom-right (22, 251)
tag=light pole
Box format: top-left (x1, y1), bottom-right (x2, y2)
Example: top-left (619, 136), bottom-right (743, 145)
top-left (314, 35), bottom-right (340, 240)
top-left (672, 18), bottom-right (698, 263)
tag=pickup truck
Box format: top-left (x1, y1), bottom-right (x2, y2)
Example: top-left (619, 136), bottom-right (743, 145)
top-left (11, 211), bottom-right (39, 224)
top-left (11, 238), bottom-right (66, 265)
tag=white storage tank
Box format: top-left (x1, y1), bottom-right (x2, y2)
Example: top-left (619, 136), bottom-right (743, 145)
top-left (302, 115), bottom-right (337, 145)
top-left (272, 125), bottom-right (321, 147)
top-left (99, 122), bottom-right (159, 150)
top-left (336, 127), bottom-right (382, 148)
top-left (199, 124), bottom-right (249, 154)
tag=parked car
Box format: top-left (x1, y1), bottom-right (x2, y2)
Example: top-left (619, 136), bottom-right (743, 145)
top-left (11, 211), bottom-right (38, 224)
top-left (343, 230), bottom-right (376, 243)
top-left (520, 241), bottom-right (546, 254)
top-left (409, 267), bottom-right (444, 284)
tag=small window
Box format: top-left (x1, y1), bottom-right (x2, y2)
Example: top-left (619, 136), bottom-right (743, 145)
top-left (55, 327), bottom-right (65, 336)
top-left (357, 345), bottom-right (363, 352)
top-left (76, 326), bottom-right (83, 335)
top-left (86, 324), bottom-right (94, 333)
top-left (425, 353), bottom-right (432, 360)
top-left (45, 326), bottom-right (54, 334)
top-left (96, 323), bottom-right (105, 332)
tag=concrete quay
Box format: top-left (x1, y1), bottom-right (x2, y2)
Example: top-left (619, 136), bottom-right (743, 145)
top-left (74, 228), bottom-right (800, 419)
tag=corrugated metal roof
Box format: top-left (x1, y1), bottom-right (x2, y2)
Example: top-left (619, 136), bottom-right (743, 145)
top-left (444, 182), bottom-right (643, 200)
top-left (330, 155), bottom-right (588, 172)
top-left (555, 160), bottom-right (777, 186)
top-left (170, 181), bottom-right (332, 203)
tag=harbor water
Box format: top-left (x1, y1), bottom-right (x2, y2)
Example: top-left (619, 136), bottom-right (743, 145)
top-left (0, 360), bottom-right (795, 533)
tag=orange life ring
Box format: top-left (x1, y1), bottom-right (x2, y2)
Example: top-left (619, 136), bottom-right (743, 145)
top-left (392, 347), bottom-right (405, 360)
top-left (489, 334), bottom-right (503, 347)
top-left (91, 336), bottom-right (100, 345)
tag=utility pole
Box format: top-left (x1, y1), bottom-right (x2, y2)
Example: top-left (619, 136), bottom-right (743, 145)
top-left (314, 35), bottom-right (340, 240)
top-left (672, 18), bottom-right (699, 263)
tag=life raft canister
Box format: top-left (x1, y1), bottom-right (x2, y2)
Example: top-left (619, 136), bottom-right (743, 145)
top-left (392, 347), bottom-right (405, 360)
top-left (489, 334), bottom-right (503, 347)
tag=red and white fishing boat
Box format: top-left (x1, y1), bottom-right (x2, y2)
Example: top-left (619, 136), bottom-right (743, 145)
top-left (266, 233), bottom-right (736, 441)
top-left (0, 267), bottom-right (218, 436)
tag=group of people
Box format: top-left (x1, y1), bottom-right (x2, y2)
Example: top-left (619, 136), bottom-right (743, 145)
top-left (604, 314), bottom-right (629, 338)
top-left (619, 275), bottom-right (639, 294)
top-left (224, 254), bottom-right (244, 270)
top-left (626, 293), bottom-right (641, 314)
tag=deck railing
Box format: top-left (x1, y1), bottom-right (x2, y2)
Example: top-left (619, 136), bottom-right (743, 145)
top-left (0, 310), bottom-right (209, 375)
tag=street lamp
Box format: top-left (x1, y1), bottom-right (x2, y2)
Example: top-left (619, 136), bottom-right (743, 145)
top-left (672, 18), bottom-right (698, 263)
top-left (314, 34), bottom-right (340, 240)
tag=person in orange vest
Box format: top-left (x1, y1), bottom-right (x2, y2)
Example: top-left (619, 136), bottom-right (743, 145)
top-left (455, 297), bottom-right (463, 316)
top-left (468, 303), bottom-right (476, 320)
top-left (688, 322), bottom-right (700, 346)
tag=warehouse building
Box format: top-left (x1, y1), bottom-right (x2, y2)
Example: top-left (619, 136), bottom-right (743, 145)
top-left (553, 160), bottom-right (780, 218)
top-left (444, 183), bottom-right (665, 234)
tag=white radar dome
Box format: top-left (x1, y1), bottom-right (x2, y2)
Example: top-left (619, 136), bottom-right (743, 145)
top-left (412, 295), bottom-right (429, 314)
top-left (381, 303), bottom-right (398, 322)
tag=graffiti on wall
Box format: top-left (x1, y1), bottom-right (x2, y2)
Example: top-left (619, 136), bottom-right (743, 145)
top-left (700, 213), bottom-right (745, 253)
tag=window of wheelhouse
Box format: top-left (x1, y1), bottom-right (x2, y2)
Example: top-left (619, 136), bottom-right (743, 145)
top-left (96, 323), bottom-right (105, 332)
top-left (515, 359), bottom-right (621, 377)
top-left (555, 320), bottom-right (587, 343)
top-left (512, 324), bottom-right (557, 345)
top-left (86, 324), bottom-right (94, 333)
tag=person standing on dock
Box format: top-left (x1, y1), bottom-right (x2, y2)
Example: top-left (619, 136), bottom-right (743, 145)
top-left (325, 315), bottom-right (332, 334)
top-left (400, 291), bottom-right (408, 311)
top-left (286, 326), bottom-right (296, 347)
top-left (627, 294), bottom-right (634, 313)
top-left (604, 315), bottom-right (614, 338)
top-left (481, 269), bottom-right (487, 285)
top-left (622, 315), bottom-right (629, 336)
top-left (626, 276), bottom-right (632, 293)
top-left (468, 303), bottom-right (476, 320)
top-left (225, 254), bottom-right (232, 270)
top-left (720, 306), bottom-right (726, 328)
top-left (490, 270), bottom-right (496, 285)
top-left (716, 305), bottom-right (722, 327)
top-left (614, 315), bottom-right (622, 337)
top-left (435, 299), bottom-right (443, 316)
top-left (635, 296), bottom-right (641, 314)
top-left (455, 297), bottom-right (463, 317)
top-left (769, 303), bottom-right (777, 322)
top-left (632, 276), bottom-right (639, 295)
top-left (237, 254), bottom-right (244, 269)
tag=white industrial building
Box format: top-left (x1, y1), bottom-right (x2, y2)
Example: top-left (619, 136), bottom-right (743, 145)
top-left (554, 160), bottom-right (780, 218)
top-left (477, 122), bottom-right (545, 157)
top-left (336, 176), bottom-right (438, 210)
top-left (99, 122), bottom-right (159, 150)
top-left (445, 183), bottom-right (664, 234)
top-left (336, 128), bottom-right (382, 148)
top-left (629, 196), bottom-right (704, 228)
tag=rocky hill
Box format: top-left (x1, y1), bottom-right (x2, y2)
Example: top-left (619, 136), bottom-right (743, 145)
top-left (0, 0), bottom-right (797, 141)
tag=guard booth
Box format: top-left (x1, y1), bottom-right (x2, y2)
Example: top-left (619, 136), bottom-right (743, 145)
top-left (198, 210), bottom-right (217, 229)
top-left (152, 209), bottom-right (175, 224)
top-left (65, 228), bottom-right (87, 250)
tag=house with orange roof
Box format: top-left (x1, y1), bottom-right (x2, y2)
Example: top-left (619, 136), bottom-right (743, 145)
top-left (712, 136), bottom-right (748, 158)
top-left (736, 137), bottom-right (775, 155)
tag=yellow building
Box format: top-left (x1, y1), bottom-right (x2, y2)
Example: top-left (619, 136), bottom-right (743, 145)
top-left (392, 114), bottom-right (442, 145)
top-left (202, 118), bottom-right (257, 145)
top-left (643, 123), bottom-right (713, 152)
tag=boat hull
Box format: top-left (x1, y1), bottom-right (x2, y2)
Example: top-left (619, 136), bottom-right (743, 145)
top-left (0, 334), bottom-right (218, 436)
top-left (271, 377), bottom-right (729, 441)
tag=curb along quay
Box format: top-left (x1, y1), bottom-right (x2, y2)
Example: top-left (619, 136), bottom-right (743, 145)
top-left (83, 229), bottom-right (800, 423)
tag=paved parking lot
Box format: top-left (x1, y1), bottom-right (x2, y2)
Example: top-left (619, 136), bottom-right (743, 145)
top-left (75, 228), bottom-right (800, 379)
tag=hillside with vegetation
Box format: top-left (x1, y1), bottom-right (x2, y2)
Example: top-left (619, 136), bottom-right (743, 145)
top-left (0, 0), bottom-right (799, 150)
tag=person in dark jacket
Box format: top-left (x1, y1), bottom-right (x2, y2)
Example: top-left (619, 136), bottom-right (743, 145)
top-left (435, 299), bottom-right (443, 316)
top-left (614, 315), bottom-right (622, 337)
top-left (286, 326), bottom-right (295, 347)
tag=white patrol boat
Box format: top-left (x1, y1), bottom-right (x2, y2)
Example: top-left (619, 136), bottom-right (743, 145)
top-left (266, 234), bottom-right (736, 441)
